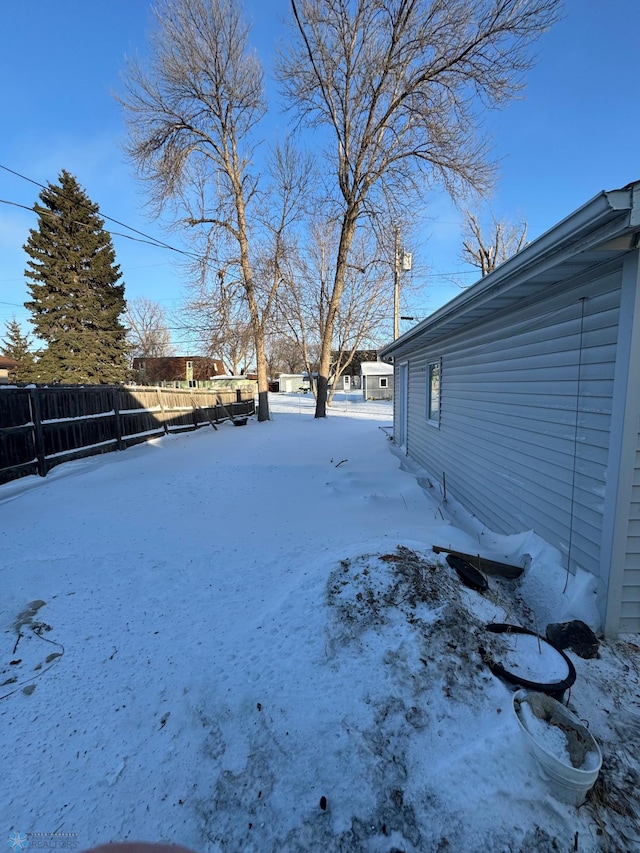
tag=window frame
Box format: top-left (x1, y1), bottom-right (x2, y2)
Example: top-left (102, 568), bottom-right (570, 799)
top-left (379, 377), bottom-right (388, 388)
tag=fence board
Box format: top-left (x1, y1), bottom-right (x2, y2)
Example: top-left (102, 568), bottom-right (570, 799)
top-left (0, 385), bottom-right (255, 485)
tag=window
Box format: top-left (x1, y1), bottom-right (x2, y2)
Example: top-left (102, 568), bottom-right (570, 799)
top-left (427, 360), bottom-right (440, 423)
top-left (379, 377), bottom-right (388, 388)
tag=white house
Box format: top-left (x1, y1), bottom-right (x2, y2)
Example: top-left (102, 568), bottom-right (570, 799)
top-left (380, 182), bottom-right (640, 636)
top-left (278, 373), bottom-right (310, 393)
top-left (360, 361), bottom-right (393, 400)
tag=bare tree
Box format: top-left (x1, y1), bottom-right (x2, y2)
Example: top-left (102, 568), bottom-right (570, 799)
top-left (278, 0), bottom-right (559, 417)
top-left (461, 210), bottom-right (528, 276)
top-left (264, 332), bottom-right (308, 377)
top-left (120, 0), bottom-right (278, 420)
top-left (279, 218), bottom-right (399, 404)
top-left (125, 296), bottom-right (174, 358)
top-left (179, 272), bottom-right (255, 375)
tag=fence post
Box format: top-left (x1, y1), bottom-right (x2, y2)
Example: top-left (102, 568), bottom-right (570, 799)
top-left (28, 387), bottom-right (47, 477)
top-left (112, 386), bottom-right (124, 450)
top-left (191, 390), bottom-right (199, 429)
top-left (156, 388), bottom-right (169, 434)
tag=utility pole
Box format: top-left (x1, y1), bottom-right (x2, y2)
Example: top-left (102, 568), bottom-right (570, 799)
top-left (394, 227), bottom-right (400, 340)
top-left (394, 228), bottom-right (412, 339)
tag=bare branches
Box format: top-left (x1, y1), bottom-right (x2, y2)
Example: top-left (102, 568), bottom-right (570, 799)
top-left (282, 0), bottom-right (559, 206)
top-left (120, 0), bottom-right (265, 223)
top-left (120, 0), bottom-right (283, 419)
top-left (125, 296), bottom-right (174, 358)
top-left (279, 0), bottom-right (559, 416)
top-left (461, 209), bottom-right (528, 276)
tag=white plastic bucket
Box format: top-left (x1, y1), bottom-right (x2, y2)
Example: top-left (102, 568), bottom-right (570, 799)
top-left (513, 689), bottom-right (602, 806)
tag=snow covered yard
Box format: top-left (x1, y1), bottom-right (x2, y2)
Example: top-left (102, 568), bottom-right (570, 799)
top-left (1, 393), bottom-right (639, 852)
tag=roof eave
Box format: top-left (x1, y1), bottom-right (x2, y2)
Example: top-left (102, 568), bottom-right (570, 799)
top-left (380, 183), bottom-right (639, 360)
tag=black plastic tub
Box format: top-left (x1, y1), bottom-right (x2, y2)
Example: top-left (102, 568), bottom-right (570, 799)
top-left (480, 622), bottom-right (577, 701)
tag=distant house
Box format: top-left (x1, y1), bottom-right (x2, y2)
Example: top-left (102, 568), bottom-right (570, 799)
top-left (361, 361), bottom-right (393, 400)
top-left (132, 356), bottom-right (226, 389)
top-left (207, 375), bottom-right (258, 396)
top-left (331, 349), bottom-right (378, 391)
top-left (380, 181), bottom-right (640, 636)
top-left (278, 373), bottom-right (310, 393)
top-left (0, 356), bottom-right (20, 384)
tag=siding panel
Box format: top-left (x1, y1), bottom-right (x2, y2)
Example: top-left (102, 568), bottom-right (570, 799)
top-left (402, 271), bottom-right (621, 580)
top-left (623, 424), bottom-right (640, 630)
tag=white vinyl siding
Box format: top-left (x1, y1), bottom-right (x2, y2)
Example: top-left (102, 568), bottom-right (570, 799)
top-left (621, 429), bottom-right (640, 631)
top-left (403, 270), bottom-right (622, 581)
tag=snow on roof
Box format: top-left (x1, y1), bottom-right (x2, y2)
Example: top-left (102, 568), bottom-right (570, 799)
top-left (360, 360), bottom-right (393, 375)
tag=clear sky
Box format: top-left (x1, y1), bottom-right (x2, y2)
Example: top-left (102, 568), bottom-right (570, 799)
top-left (1, 0), bottom-right (639, 346)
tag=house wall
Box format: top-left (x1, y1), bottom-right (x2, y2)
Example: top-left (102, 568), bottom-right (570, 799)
top-left (133, 357), bottom-right (225, 386)
top-left (334, 374), bottom-right (361, 391)
top-left (623, 438), bottom-right (640, 630)
top-left (278, 374), bottom-right (308, 393)
top-left (398, 265), bottom-right (624, 600)
top-left (363, 374), bottom-right (393, 400)
top-left (602, 250), bottom-right (640, 634)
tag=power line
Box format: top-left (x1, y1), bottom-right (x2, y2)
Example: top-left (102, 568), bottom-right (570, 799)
top-left (3, 164), bottom-right (481, 286)
top-left (0, 196), bottom-right (196, 257)
top-left (0, 164), bottom-right (194, 258)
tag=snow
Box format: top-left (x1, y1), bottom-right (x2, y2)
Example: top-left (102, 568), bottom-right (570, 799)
top-left (359, 362), bottom-right (393, 376)
top-left (1, 392), bottom-right (639, 852)
top-left (490, 632), bottom-right (571, 684)
top-left (520, 702), bottom-right (573, 767)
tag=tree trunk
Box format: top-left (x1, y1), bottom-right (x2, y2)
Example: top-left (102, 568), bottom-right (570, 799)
top-left (314, 210), bottom-right (358, 418)
top-left (255, 332), bottom-right (270, 422)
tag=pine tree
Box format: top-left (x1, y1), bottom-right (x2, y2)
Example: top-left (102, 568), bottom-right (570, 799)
top-left (1, 318), bottom-right (37, 382)
top-left (23, 170), bottom-right (129, 384)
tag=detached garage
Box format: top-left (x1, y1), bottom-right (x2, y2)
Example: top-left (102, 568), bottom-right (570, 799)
top-left (380, 182), bottom-right (640, 636)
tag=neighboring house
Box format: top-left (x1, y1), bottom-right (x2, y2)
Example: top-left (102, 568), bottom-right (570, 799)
top-left (278, 373), bottom-right (310, 393)
top-left (132, 356), bottom-right (225, 389)
top-left (331, 349), bottom-right (379, 391)
top-left (207, 376), bottom-right (258, 396)
top-left (361, 361), bottom-right (393, 400)
top-left (0, 356), bottom-right (20, 384)
top-left (380, 181), bottom-right (640, 636)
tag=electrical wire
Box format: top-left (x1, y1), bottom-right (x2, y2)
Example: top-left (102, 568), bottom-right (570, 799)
top-left (1, 163), bottom-right (480, 282)
top-left (0, 196), bottom-right (196, 257)
top-left (0, 164), bottom-right (192, 257)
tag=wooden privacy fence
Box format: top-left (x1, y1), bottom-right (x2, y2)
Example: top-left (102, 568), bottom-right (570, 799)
top-left (0, 385), bottom-right (255, 485)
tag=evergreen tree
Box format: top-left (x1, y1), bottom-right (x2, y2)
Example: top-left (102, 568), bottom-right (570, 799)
top-left (23, 170), bottom-right (129, 384)
top-left (0, 318), bottom-right (37, 382)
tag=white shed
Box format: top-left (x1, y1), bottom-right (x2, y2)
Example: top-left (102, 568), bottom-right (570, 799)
top-left (380, 182), bottom-right (640, 636)
top-left (278, 373), bottom-right (310, 393)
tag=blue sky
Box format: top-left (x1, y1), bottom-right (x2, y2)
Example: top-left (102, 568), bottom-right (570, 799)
top-left (1, 0), bottom-right (639, 345)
